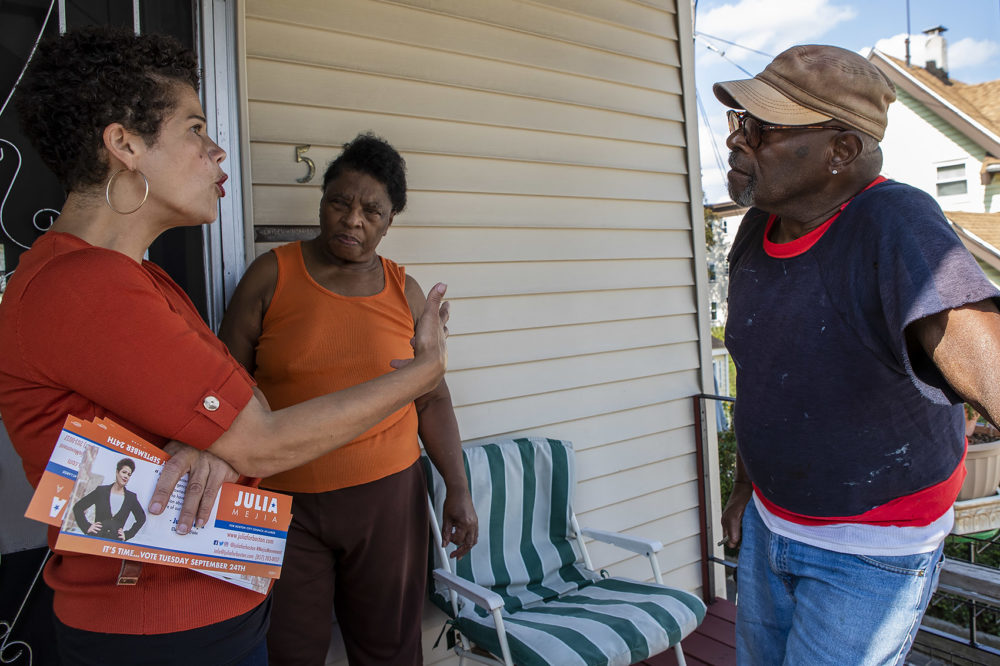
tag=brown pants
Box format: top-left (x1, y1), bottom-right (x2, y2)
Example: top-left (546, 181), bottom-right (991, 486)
top-left (266, 461), bottom-right (429, 666)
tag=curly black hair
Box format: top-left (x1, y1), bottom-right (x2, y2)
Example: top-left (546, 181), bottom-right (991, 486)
top-left (15, 26), bottom-right (200, 191)
top-left (322, 133), bottom-right (407, 214)
top-left (116, 457), bottom-right (136, 472)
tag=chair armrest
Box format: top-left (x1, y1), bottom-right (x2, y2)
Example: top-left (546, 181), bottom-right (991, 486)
top-left (580, 528), bottom-right (662, 556)
top-left (433, 568), bottom-right (506, 611)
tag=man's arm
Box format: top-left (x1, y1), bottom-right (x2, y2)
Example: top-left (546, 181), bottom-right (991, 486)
top-left (907, 298), bottom-right (1000, 429)
top-left (721, 451), bottom-right (752, 547)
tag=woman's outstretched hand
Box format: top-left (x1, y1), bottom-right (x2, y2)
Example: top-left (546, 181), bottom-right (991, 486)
top-left (148, 441), bottom-right (239, 535)
top-left (391, 282), bottom-right (449, 389)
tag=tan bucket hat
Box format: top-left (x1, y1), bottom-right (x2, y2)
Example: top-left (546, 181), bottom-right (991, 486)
top-left (713, 44), bottom-right (896, 141)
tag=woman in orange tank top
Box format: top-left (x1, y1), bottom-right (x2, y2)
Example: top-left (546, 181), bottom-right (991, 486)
top-left (220, 133), bottom-right (477, 665)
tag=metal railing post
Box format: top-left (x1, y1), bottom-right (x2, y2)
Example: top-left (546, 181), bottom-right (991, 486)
top-left (693, 394), bottom-right (713, 604)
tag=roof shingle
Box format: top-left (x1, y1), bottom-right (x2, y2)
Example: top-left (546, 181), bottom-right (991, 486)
top-left (880, 54), bottom-right (1000, 136)
top-left (946, 211), bottom-right (1000, 250)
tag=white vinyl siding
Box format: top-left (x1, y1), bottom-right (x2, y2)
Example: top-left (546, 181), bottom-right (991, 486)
top-left (880, 88), bottom-right (987, 212)
top-left (240, 1), bottom-right (710, 663)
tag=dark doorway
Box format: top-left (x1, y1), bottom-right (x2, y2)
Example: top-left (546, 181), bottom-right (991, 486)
top-left (0, 0), bottom-right (208, 320)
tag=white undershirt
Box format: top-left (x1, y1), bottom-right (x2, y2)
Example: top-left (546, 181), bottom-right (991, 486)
top-left (110, 490), bottom-right (125, 515)
top-left (753, 492), bottom-right (952, 556)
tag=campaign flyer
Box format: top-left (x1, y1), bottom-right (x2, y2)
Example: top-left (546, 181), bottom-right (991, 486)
top-left (25, 416), bottom-right (108, 527)
top-left (26, 416), bottom-right (290, 589)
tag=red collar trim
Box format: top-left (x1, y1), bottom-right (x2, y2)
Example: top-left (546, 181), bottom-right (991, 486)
top-left (763, 176), bottom-right (888, 258)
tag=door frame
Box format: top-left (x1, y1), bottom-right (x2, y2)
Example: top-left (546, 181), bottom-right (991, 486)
top-left (197, 0), bottom-right (247, 331)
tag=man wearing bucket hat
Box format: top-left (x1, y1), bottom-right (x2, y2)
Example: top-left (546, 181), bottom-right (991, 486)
top-left (715, 44), bottom-right (1000, 664)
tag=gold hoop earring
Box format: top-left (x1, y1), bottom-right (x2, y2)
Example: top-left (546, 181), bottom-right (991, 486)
top-left (105, 168), bottom-right (149, 215)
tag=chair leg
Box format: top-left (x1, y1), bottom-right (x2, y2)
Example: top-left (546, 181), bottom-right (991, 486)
top-left (674, 643), bottom-right (688, 666)
top-left (646, 551), bottom-right (664, 585)
top-left (491, 608), bottom-right (515, 666)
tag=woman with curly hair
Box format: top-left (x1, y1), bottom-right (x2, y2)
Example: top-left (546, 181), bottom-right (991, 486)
top-left (0, 27), bottom-right (448, 665)
top-left (220, 134), bottom-right (478, 665)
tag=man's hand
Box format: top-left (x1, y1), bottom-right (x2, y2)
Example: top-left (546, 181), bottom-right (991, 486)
top-left (441, 488), bottom-right (478, 559)
top-left (720, 481), bottom-right (753, 548)
top-left (148, 441), bottom-right (239, 535)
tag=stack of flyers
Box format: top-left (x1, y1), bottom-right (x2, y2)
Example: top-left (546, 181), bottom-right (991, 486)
top-left (25, 415), bottom-right (293, 593)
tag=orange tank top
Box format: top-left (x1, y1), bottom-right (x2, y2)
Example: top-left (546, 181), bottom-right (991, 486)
top-left (255, 242), bottom-right (420, 492)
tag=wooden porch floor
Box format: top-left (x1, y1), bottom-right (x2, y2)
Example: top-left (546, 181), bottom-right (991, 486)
top-left (640, 599), bottom-right (737, 666)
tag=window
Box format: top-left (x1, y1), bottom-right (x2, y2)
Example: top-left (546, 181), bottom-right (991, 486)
top-left (708, 263), bottom-right (717, 282)
top-left (936, 163), bottom-right (968, 197)
top-left (711, 302), bottom-right (718, 320)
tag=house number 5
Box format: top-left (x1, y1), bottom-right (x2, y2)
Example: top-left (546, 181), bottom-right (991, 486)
top-left (295, 144), bottom-right (315, 183)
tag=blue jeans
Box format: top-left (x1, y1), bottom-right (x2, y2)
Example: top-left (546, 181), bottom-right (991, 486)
top-left (736, 500), bottom-right (944, 666)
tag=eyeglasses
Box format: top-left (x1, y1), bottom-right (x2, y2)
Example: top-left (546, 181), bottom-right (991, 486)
top-left (727, 110), bottom-right (848, 149)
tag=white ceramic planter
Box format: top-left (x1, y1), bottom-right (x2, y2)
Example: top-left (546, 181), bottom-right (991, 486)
top-left (958, 439), bottom-right (1000, 501)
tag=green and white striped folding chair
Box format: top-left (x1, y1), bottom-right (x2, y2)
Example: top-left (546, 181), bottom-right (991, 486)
top-left (424, 437), bottom-right (706, 666)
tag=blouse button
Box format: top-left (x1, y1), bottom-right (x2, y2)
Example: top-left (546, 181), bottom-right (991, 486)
top-left (203, 396), bottom-right (221, 412)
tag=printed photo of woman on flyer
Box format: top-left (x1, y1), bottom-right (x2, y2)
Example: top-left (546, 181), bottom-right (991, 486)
top-left (72, 457), bottom-right (146, 542)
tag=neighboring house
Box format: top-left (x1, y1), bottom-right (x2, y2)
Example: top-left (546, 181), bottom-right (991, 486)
top-left (946, 211), bottom-right (1000, 286)
top-left (705, 201), bottom-right (742, 434)
top-left (704, 200), bottom-right (746, 327)
top-left (705, 208), bottom-right (729, 327)
top-left (710, 337), bottom-right (731, 432)
top-left (869, 29), bottom-right (1000, 279)
top-left (0, 1), bottom-right (726, 663)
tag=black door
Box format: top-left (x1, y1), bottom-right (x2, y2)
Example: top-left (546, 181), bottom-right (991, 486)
top-left (0, 0), bottom-right (208, 320)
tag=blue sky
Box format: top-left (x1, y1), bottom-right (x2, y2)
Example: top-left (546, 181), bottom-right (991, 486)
top-left (694, 0), bottom-right (1000, 203)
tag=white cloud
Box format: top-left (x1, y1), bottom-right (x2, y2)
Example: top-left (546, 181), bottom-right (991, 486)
top-left (873, 33), bottom-right (927, 65)
top-left (948, 37), bottom-right (1000, 70)
top-left (874, 34), bottom-right (1000, 74)
top-left (698, 0), bottom-right (856, 62)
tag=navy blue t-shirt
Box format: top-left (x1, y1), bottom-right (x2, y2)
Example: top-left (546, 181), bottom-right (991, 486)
top-left (726, 180), bottom-right (999, 517)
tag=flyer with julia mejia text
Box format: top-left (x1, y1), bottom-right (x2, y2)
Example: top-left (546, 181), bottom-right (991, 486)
top-left (26, 415), bottom-right (291, 590)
